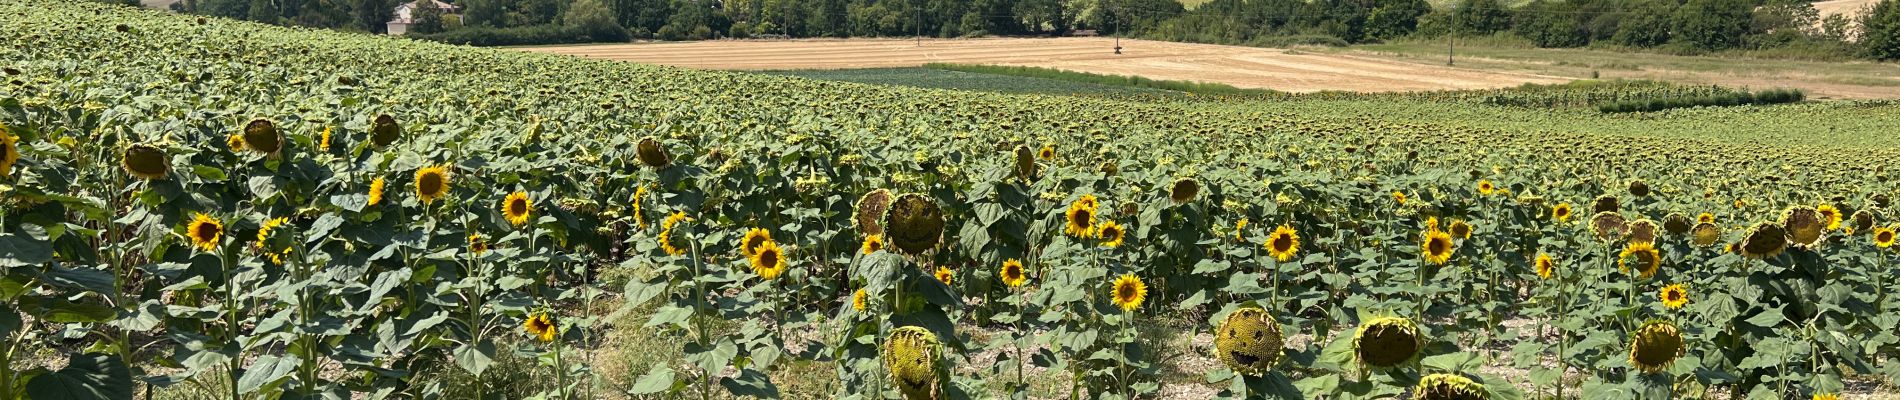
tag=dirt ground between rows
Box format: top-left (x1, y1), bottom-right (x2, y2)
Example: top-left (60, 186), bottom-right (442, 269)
top-left (518, 37), bottom-right (1571, 93)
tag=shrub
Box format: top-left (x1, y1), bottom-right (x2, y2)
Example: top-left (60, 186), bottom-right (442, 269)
top-left (1597, 89), bottom-right (1804, 113)
top-left (410, 24), bottom-right (629, 46)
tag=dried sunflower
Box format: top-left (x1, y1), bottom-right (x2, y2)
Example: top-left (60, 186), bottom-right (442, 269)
top-left (1353, 317), bottom-right (1422, 369)
top-left (1629, 320), bottom-right (1683, 374)
top-left (1214, 307), bottom-right (1283, 376)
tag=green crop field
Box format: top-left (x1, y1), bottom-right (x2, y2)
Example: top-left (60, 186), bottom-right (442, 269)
top-left (3, 1), bottom-right (1900, 400)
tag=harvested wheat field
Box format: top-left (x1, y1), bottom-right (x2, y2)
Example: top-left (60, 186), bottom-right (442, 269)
top-left (520, 37), bottom-right (1569, 93)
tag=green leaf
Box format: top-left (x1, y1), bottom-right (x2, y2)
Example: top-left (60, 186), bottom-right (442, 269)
top-left (191, 165), bottom-right (227, 181)
top-left (0, 233), bottom-right (54, 267)
top-left (628, 363), bottom-right (677, 394)
top-left (453, 340), bottom-right (496, 376)
top-left (1746, 306), bottom-right (1786, 328)
top-left (236, 354), bottom-right (299, 394)
top-left (25, 352), bottom-right (133, 400)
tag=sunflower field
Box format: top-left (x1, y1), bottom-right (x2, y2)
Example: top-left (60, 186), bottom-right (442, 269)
top-left (3, 1), bottom-right (1900, 399)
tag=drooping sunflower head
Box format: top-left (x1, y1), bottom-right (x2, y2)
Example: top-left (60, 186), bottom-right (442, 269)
top-left (741, 228), bottom-right (773, 258)
top-left (1872, 226), bottom-right (1896, 249)
top-left (1110, 273), bottom-right (1146, 312)
top-left (185, 213), bottom-right (223, 252)
top-left (1783, 206), bottom-right (1825, 247)
top-left (1214, 307), bottom-right (1284, 376)
top-left (635, 136), bottom-right (671, 168)
top-left (1012, 145), bottom-right (1037, 179)
top-left (122, 143), bottom-right (171, 180)
top-left (241, 118), bottom-right (283, 155)
top-left (1064, 200), bottom-right (1097, 239)
top-left (1691, 222), bottom-right (1721, 247)
top-left (1697, 212), bottom-right (1715, 224)
top-left (254, 217), bottom-right (289, 250)
top-left (414, 164), bottom-right (451, 205)
top-left (1413, 373), bottom-right (1487, 400)
top-left (883, 326), bottom-right (942, 400)
top-left (1628, 319), bottom-right (1683, 374)
top-left (1659, 283), bottom-right (1689, 310)
top-left (1618, 241), bottom-right (1662, 280)
top-left (659, 211), bottom-right (691, 256)
top-left (1353, 316), bottom-right (1422, 369)
top-left (854, 189), bottom-right (894, 238)
top-left (934, 266), bottom-right (953, 286)
top-left (1875, 193), bottom-right (1893, 209)
top-left (852, 288), bottom-right (868, 312)
top-left (1169, 178), bottom-right (1201, 204)
top-left (1477, 180), bottom-right (1495, 195)
top-left (1850, 210), bottom-right (1876, 233)
top-left (1448, 220), bottom-right (1472, 240)
top-left (371, 114), bottom-right (401, 148)
top-left (1663, 213), bottom-right (1692, 236)
top-left (1593, 195), bottom-right (1620, 214)
top-left (1422, 229), bottom-right (1455, 265)
top-left (317, 126), bottom-right (333, 152)
top-left (0, 130), bottom-right (18, 177)
top-left (1551, 203), bottom-right (1573, 222)
top-left (1265, 225), bottom-right (1300, 262)
top-left (1535, 253), bottom-right (1555, 280)
top-left (999, 259), bottom-right (1028, 288)
top-left (750, 239), bottom-right (788, 280)
top-left (1627, 219), bottom-right (1659, 245)
top-left (367, 176), bottom-right (386, 206)
top-left (1627, 180), bottom-right (1650, 198)
top-left (1742, 222), bottom-right (1789, 258)
top-left (1097, 220), bottom-right (1126, 248)
top-left (1590, 212), bottom-right (1628, 242)
top-left (883, 193), bottom-right (945, 255)
top-left (502, 191), bottom-right (532, 227)
top-left (1817, 204), bottom-right (1843, 231)
top-left (523, 313), bottom-right (557, 342)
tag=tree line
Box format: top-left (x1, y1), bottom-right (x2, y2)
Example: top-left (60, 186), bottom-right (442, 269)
top-left (138, 0), bottom-right (1900, 60)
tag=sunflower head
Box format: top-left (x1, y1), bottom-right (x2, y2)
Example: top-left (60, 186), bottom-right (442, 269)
top-left (367, 177), bottom-right (387, 206)
top-left (1535, 253), bottom-right (1555, 280)
top-left (934, 266), bottom-right (953, 286)
top-left (999, 259), bottom-right (1028, 288)
top-left (1626, 219), bottom-right (1658, 245)
top-left (1422, 229), bottom-right (1455, 265)
top-left (1077, 194), bottom-right (1100, 210)
top-left (1618, 241), bottom-right (1662, 280)
top-left (185, 213), bottom-right (223, 252)
top-left (1741, 222), bottom-right (1789, 258)
top-left (1392, 191), bottom-right (1408, 205)
top-left (1064, 200), bottom-right (1098, 238)
top-left (884, 194), bottom-right (945, 255)
top-left (1169, 178), bottom-right (1201, 204)
top-left (371, 114), bottom-right (401, 148)
top-left (1097, 220), bottom-right (1126, 248)
top-left (1353, 316), bottom-right (1422, 369)
top-left (1850, 210), bottom-right (1876, 233)
top-left (741, 228), bottom-right (773, 257)
top-left (1814, 393), bottom-right (1840, 400)
top-left (1817, 204), bottom-right (1843, 231)
top-left (414, 165), bottom-right (451, 205)
top-left (0, 130), bottom-right (18, 177)
top-left (852, 288), bottom-right (868, 311)
top-left (1098, 161), bottom-right (1119, 176)
top-left (883, 326), bottom-right (942, 400)
top-left (1477, 180), bottom-right (1495, 195)
top-left (523, 313), bottom-right (557, 342)
top-left (854, 189), bottom-right (894, 238)
top-left (317, 126), bottom-right (333, 152)
top-left (1448, 220), bottom-right (1472, 240)
top-left (1590, 212), bottom-right (1628, 242)
top-left (1592, 195), bottom-right (1620, 214)
top-left (1627, 180), bottom-right (1650, 197)
top-left (1697, 212), bottom-right (1715, 224)
top-left (1413, 373), bottom-right (1487, 400)
top-left (1629, 319), bottom-right (1683, 374)
top-left (1663, 213), bottom-right (1692, 236)
top-left (1214, 307), bottom-right (1283, 376)
top-left (1875, 193), bottom-right (1893, 209)
top-left (1110, 273), bottom-right (1146, 312)
top-left (1872, 226), bottom-right (1896, 249)
top-left (860, 234), bottom-right (887, 255)
top-left (1265, 225), bottom-right (1300, 262)
top-left (1783, 206), bottom-right (1825, 247)
top-left (659, 211), bottom-right (691, 256)
top-left (1691, 222), bottom-right (1721, 247)
top-left (1037, 145), bottom-right (1055, 161)
top-left (469, 234), bottom-right (489, 255)
top-left (122, 144), bottom-right (171, 180)
top-left (1659, 283), bottom-right (1689, 310)
top-left (503, 191), bottom-right (533, 227)
top-left (1552, 203), bottom-right (1573, 222)
top-left (254, 217), bottom-right (289, 250)
top-left (635, 136), bottom-right (671, 168)
top-left (242, 118), bottom-right (283, 155)
top-left (1012, 145), bottom-right (1037, 179)
top-left (750, 239), bottom-right (788, 280)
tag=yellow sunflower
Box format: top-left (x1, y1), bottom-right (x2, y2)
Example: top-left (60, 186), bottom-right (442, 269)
top-left (1659, 283), bottom-right (1688, 310)
top-left (1551, 203), bottom-right (1573, 222)
top-left (1535, 253), bottom-right (1555, 280)
top-left (1264, 225), bottom-right (1300, 262)
top-left (1814, 393), bottom-right (1840, 400)
top-left (469, 234), bottom-right (489, 255)
top-left (414, 164), bottom-right (450, 205)
top-left (1038, 145), bottom-right (1055, 161)
top-left (0, 130), bottom-right (17, 177)
top-left (659, 211), bottom-right (690, 256)
top-left (1063, 200), bottom-right (1097, 238)
top-left (751, 240), bottom-right (788, 280)
top-left (1691, 223), bottom-right (1721, 247)
top-left (852, 288), bottom-right (868, 311)
top-left (740, 228), bottom-right (772, 258)
top-left (1448, 220), bottom-right (1472, 240)
top-left (999, 259), bottom-right (1028, 288)
top-left (502, 191), bottom-right (532, 227)
top-left (1619, 241), bottom-right (1662, 280)
top-left (934, 266), bottom-right (953, 285)
top-left (523, 313), bottom-right (557, 342)
top-left (1874, 226), bottom-right (1896, 249)
top-left (1234, 218), bottom-right (1249, 242)
top-left (1098, 221), bottom-right (1127, 248)
top-left (1477, 180), bottom-right (1496, 195)
top-left (185, 213), bottom-right (223, 252)
top-left (1697, 213), bottom-right (1714, 224)
top-left (367, 177), bottom-right (386, 206)
top-left (317, 126), bottom-right (333, 152)
top-left (1422, 229), bottom-right (1455, 265)
top-left (1392, 191), bottom-right (1407, 205)
top-left (861, 234), bottom-right (886, 255)
top-left (254, 217), bottom-right (288, 250)
top-left (1109, 273), bottom-right (1146, 312)
top-left (632, 185), bottom-right (649, 230)
top-left (1077, 194), bottom-right (1099, 210)
top-left (1817, 204), bottom-right (1843, 231)
top-left (226, 133), bottom-right (243, 152)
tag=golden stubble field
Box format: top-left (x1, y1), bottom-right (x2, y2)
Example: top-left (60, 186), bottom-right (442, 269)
top-left (520, 37), bottom-right (1571, 93)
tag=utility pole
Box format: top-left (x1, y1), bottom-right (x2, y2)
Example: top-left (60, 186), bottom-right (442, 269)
top-left (1447, 3), bottom-right (1456, 66)
top-left (916, 1), bottom-right (921, 46)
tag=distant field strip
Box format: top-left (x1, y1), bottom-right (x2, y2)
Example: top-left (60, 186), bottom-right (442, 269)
top-left (520, 37), bottom-right (1569, 93)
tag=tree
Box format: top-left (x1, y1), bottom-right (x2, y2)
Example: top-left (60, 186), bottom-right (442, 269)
top-left (351, 0), bottom-right (395, 33)
top-left (1611, 0), bottom-right (1674, 47)
top-left (410, 0), bottom-right (446, 35)
top-left (462, 0), bottom-right (505, 28)
top-left (1863, 0), bottom-right (1900, 59)
top-left (1452, 0), bottom-right (1511, 36)
top-left (1673, 0), bottom-right (1754, 50)
top-left (568, 0), bottom-right (634, 41)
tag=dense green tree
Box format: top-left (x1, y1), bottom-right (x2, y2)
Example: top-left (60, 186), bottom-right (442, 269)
top-left (410, 0), bottom-right (447, 34)
top-left (1673, 0), bottom-right (1754, 50)
top-left (1451, 0), bottom-right (1511, 36)
top-left (1863, 0), bottom-right (1900, 59)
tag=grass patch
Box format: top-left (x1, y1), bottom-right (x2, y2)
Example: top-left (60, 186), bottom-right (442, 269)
top-left (761, 68), bottom-right (1183, 98)
top-left (920, 63), bottom-right (1286, 97)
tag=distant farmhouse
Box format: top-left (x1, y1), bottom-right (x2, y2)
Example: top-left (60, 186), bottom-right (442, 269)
top-left (387, 0), bottom-right (459, 36)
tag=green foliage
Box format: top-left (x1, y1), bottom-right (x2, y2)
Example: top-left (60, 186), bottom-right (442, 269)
top-left (410, 23), bottom-right (630, 46)
top-left (1672, 0), bottom-right (1755, 51)
top-left (920, 63), bottom-right (1282, 97)
top-left (1863, 0), bottom-right (1900, 60)
top-left (1596, 88), bottom-right (1806, 113)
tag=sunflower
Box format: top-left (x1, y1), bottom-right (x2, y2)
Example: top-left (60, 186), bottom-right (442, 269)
top-left (1265, 225), bottom-right (1300, 262)
top-left (469, 234), bottom-right (489, 255)
top-left (1619, 241), bottom-right (1662, 280)
top-left (1659, 283), bottom-right (1689, 310)
top-left (502, 191), bottom-right (532, 227)
top-left (1663, 213), bottom-right (1692, 236)
top-left (659, 211), bottom-right (690, 257)
top-left (413, 164), bottom-right (450, 205)
top-left (1215, 307), bottom-right (1284, 376)
top-left (122, 144), bottom-right (170, 180)
top-left (1109, 273), bottom-right (1146, 312)
top-left (852, 288), bottom-right (868, 311)
top-left (741, 228), bottom-right (773, 257)
top-left (999, 259), bottom-right (1028, 288)
top-left (266, 247), bottom-right (292, 266)
top-left (1012, 145), bottom-right (1037, 179)
top-left (883, 193), bottom-right (945, 254)
top-left (1422, 229), bottom-right (1455, 265)
top-left (1063, 200), bottom-right (1098, 238)
top-left (1741, 222), bottom-right (1789, 258)
top-left (1814, 393), bottom-right (1840, 400)
top-left (1691, 223), bottom-right (1721, 247)
top-left (367, 177), bottom-right (386, 206)
top-left (226, 133), bottom-right (243, 152)
top-left (1551, 203), bottom-right (1573, 222)
top-left (254, 217), bottom-right (288, 250)
top-left (1851, 210), bottom-right (1876, 233)
top-left (1591, 212), bottom-right (1628, 242)
top-left (1734, 199), bottom-right (1747, 209)
top-left (1627, 180), bottom-right (1650, 197)
top-left (1097, 220), bottom-right (1126, 248)
top-left (862, 234), bottom-right (886, 254)
top-left (1628, 319), bottom-right (1683, 374)
top-left (1448, 220), bottom-right (1472, 240)
top-left (883, 326), bottom-right (942, 400)
top-left (1353, 316), bottom-right (1422, 369)
top-left (523, 313), bottom-right (557, 342)
top-left (241, 119), bottom-right (283, 155)
top-left (1784, 206), bottom-right (1825, 247)
top-left (750, 240), bottom-right (788, 280)
top-left (631, 185), bottom-right (649, 229)
top-left (1697, 213), bottom-right (1715, 224)
top-left (1817, 204), bottom-right (1843, 231)
top-left (371, 114), bottom-right (401, 148)
top-left (1535, 253), bottom-right (1555, 280)
top-left (185, 213), bottom-right (223, 252)
top-left (1169, 178), bottom-right (1201, 203)
top-left (1077, 194), bottom-right (1099, 210)
top-left (1627, 219), bottom-right (1658, 245)
top-left (934, 266), bottom-right (953, 285)
top-left (1873, 226), bottom-right (1896, 249)
top-left (1594, 195), bottom-right (1620, 214)
top-left (635, 136), bottom-right (671, 168)
top-left (1392, 191), bottom-right (1407, 205)
top-left (854, 189), bottom-right (894, 237)
top-left (1477, 180), bottom-right (1496, 195)
top-left (317, 126), bottom-right (333, 152)
top-left (1413, 373), bottom-right (1487, 400)
top-left (1037, 144), bottom-right (1055, 161)
top-left (1233, 218), bottom-right (1249, 242)
top-left (1425, 216), bottom-right (1440, 231)
top-left (0, 130), bottom-right (17, 177)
